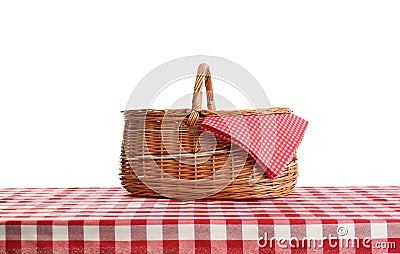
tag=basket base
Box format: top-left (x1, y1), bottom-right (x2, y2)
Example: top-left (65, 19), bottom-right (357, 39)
top-left (120, 147), bottom-right (298, 200)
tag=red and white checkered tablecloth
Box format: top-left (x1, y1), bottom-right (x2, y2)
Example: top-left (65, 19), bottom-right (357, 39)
top-left (0, 187), bottom-right (399, 254)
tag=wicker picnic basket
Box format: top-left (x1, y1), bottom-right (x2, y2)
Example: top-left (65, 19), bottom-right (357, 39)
top-left (120, 63), bottom-right (299, 199)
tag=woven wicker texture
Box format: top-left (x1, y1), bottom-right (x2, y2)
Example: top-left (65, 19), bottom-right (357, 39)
top-left (120, 64), bottom-right (299, 199)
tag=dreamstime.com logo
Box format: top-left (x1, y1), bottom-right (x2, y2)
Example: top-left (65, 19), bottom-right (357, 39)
top-left (258, 226), bottom-right (396, 250)
top-left (125, 55), bottom-right (275, 199)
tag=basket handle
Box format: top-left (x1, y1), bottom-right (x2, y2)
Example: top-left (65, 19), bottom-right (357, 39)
top-left (187, 63), bottom-right (216, 126)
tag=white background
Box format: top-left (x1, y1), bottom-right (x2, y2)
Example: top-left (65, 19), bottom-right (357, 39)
top-left (1, 1), bottom-right (399, 187)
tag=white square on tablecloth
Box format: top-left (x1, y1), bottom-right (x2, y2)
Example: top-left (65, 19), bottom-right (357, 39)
top-left (306, 224), bottom-right (323, 239)
top-left (53, 226), bottom-right (69, 241)
top-left (0, 225), bottom-right (5, 240)
top-left (21, 225), bottom-right (37, 240)
top-left (178, 224), bottom-right (195, 240)
top-left (115, 226), bottom-right (131, 241)
top-left (274, 225), bottom-right (291, 239)
top-left (210, 225), bottom-right (226, 240)
top-left (338, 223), bottom-right (355, 239)
top-left (371, 223), bottom-right (388, 239)
top-left (147, 225), bottom-right (163, 240)
top-left (84, 226), bottom-right (99, 241)
top-left (127, 202), bottom-right (143, 208)
top-left (242, 224), bottom-right (259, 240)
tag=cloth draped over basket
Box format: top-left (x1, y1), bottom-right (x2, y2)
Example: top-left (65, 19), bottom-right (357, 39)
top-left (120, 63), bottom-right (307, 199)
top-left (200, 113), bottom-right (308, 179)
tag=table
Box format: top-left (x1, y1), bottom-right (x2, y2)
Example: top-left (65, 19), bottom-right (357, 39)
top-left (0, 187), bottom-right (399, 254)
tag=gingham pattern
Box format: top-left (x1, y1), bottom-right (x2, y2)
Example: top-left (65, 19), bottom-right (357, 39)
top-left (0, 187), bottom-right (399, 254)
top-left (200, 113), bottom-right (308, 179)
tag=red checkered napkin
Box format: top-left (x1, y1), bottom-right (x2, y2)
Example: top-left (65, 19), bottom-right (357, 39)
top-left (200, 113), bottom-right (308, 179)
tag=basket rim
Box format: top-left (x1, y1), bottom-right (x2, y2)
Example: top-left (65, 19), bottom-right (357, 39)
top-left (121, 107), bottom-right (292, 114)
